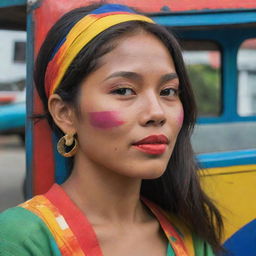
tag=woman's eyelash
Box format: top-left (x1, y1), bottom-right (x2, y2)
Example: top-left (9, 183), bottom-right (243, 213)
top-left (160, 88), bottom-right (179, 96)
top-left (110, 87), bottom-right (180, 96)
top-left (110, 88), bottom-right (135, 96)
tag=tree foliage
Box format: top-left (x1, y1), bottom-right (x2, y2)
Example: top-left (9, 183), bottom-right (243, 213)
top-left (187, 64), bottom-right (221, 116)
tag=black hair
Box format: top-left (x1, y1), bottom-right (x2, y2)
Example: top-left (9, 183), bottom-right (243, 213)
top-left (34, 3), bottom-right (223, 252)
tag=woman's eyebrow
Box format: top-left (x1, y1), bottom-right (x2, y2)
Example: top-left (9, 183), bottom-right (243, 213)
top-left (104, 71), bottom-right (142, 82)
top-left (159, 73), bottom-right (179, 85)
top-left (103, 71), bottom-right (178, 85)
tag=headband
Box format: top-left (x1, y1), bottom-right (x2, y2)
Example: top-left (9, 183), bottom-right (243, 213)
top-left (44, 4), bottom-right (155, 97)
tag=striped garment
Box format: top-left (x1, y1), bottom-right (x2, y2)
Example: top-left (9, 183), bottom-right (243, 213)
top-left (0, 184), bottom-right (214, 255)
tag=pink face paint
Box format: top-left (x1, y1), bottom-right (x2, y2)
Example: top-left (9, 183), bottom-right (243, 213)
top-left (177, 109), bottom-right (184, 127)
top-left (89, 111), bottom-right (125, 129)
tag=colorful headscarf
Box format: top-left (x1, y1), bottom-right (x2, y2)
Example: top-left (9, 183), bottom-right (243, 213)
top-left (44, 4), bottom-right (155, 98)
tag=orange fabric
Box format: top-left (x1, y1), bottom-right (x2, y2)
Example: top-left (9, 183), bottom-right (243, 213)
top-left (20, 184), bottom-right (194, 255)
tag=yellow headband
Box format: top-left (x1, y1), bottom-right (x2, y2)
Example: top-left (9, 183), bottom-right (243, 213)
top-left (44, 9), bottom-right (155, 97)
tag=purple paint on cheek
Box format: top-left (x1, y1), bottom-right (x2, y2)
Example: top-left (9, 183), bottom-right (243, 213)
top-left (89, 111), bottom-right (125, 129)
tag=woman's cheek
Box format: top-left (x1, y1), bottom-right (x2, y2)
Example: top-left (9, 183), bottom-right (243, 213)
top-left (176, 107), bottom-right (184, 128)
top-left (88, 111), bottom-right (125, 129)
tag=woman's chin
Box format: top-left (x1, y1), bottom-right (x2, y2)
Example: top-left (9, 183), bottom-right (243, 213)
top-left (140, 170), bottom-right (166, 180)
top-left (122, 166), bottom-right (166, 180)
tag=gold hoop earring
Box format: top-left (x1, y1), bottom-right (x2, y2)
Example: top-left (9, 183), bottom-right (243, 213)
top-left (57, 134), bottom-right (78, 157)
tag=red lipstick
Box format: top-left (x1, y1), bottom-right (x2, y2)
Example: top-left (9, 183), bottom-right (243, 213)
top-left (132, 135), bottom-right (168, 155)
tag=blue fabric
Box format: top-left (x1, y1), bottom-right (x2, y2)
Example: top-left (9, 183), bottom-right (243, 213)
top-left (91, 4), bottom-right (135, 14)
top-left (49, 4), bottom-right (135, 61)
top-left (49, 36), bottom-right (67, 61)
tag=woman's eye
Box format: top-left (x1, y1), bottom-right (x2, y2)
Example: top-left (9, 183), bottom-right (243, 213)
top-left (111, 88), bottom-right (135, 96)
top-left (160, 88), bottom-right (178, 97)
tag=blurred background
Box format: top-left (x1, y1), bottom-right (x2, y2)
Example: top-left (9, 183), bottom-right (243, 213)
top-left (0, 29), bottom-right (26, 212)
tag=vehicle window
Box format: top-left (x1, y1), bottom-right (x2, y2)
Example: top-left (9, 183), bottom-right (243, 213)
top-left (0, 82), bottom-right (19, 91)
top-left (181, 40), bottom-right (255, 153)
top-left (0, 30), bottom-right (26, 91)
top-left (13, 41), bottom-right (26, 63)
top-left (181, 40), bottom-right (222, 117)
top-left (237, 38), bottom-right (256, 116)
top-left (192, 122), bottom-right (256, 153)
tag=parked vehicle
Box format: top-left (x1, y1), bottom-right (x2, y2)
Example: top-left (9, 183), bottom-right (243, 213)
top-left (0, 80), bottom-right (25, 105)
top-left (0, 88), bottom-right (26, 142)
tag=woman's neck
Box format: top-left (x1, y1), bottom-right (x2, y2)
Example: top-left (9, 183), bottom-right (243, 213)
top-left (61, 152), bottom-right (150, 226)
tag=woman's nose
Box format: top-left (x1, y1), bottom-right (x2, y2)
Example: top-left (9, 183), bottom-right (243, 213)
top-left (140, 92), bottom-right (166, 127)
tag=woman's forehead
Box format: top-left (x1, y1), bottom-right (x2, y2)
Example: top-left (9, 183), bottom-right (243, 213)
top-left (80, 35), bottom-right (178, 89)
top-left (99, 32), bottom-right (175, 70)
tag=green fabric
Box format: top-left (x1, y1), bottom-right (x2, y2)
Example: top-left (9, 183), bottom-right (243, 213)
top-left (0, 207), bottom-right (61, 256)
top-left (167, 243), bottom-right (175, 256)
top-left (166, 234), bottom-right (215, 256)
top-left (192, 233), bottom-right (215, 256)
top-left (0, 206), bottom-right (214, 256)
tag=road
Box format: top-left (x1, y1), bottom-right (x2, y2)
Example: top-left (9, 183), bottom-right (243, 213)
top-left (0, 135), bottom-right (25, 212)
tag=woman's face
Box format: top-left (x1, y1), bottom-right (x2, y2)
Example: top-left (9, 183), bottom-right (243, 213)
top-left (73, 31), bottom-right (184, 179)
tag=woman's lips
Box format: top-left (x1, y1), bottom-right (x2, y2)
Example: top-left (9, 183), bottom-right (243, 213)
top-left (133, 144), bottom-right (167, 155)
top-left (132, 134), bottom-right (168, 155)
top-left (133, 134), bottom-right (168, 145)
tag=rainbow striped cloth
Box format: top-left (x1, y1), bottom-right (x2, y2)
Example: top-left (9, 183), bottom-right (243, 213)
top-left (0, 184), bottom-right (215, 255)
top-left (44, 4), bottom-right (154, 97)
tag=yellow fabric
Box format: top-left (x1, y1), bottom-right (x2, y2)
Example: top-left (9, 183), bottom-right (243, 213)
top-left (20, 196), bottom-right (85, 255)
top-left (48, 14), bottom-right (154, 95)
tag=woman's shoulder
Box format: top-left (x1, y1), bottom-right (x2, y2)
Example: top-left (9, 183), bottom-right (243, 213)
top-left (0, 205), bottom-right (44, 235)
top-left (0, 203), bottom-right (60, 255)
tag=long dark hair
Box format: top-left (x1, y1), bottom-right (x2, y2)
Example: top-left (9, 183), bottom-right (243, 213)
top-left (34, 3), bottom-right (223, 252)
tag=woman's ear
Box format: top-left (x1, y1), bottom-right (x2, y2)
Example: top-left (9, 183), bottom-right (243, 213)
top-left (48, 94), bottom-right (77, 135)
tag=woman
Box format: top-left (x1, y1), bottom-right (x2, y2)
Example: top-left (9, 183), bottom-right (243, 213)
top-left (0, 3), bottom-right (223, 255)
